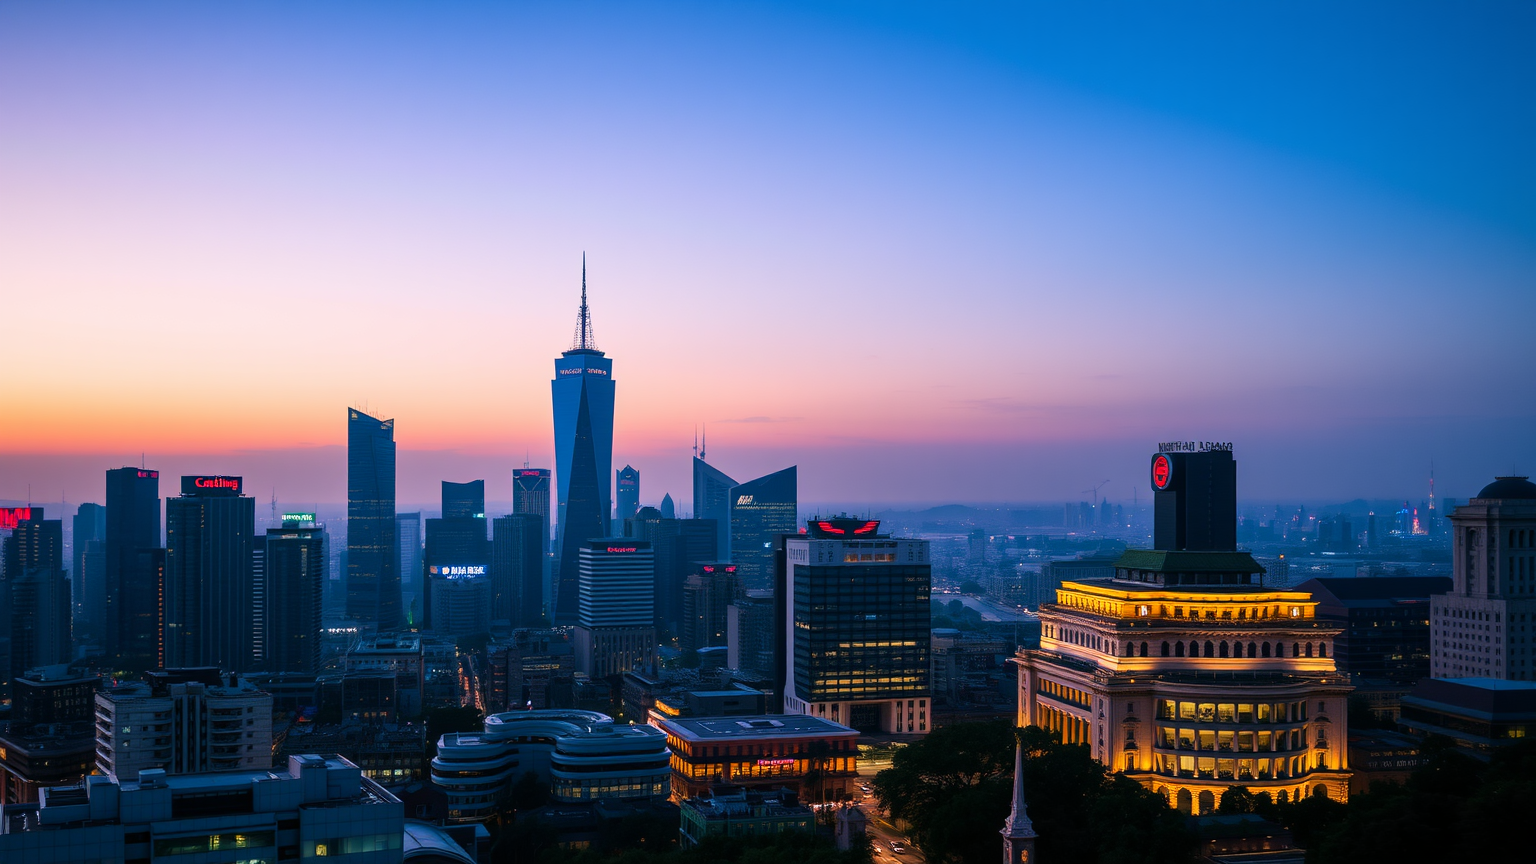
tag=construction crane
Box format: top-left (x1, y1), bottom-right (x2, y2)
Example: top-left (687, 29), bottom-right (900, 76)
top-left (1083, 480), bottom-right (1111, 508)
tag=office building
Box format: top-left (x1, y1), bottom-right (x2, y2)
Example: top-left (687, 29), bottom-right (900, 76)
top-left (3, 511), bottom-right (72, 682)
top-left (1398, 677), bottom-right (1536, 752)
top-left (627, 509), bottom-right (718, 641)
top-left (617, 465), bottom-right (640, 522)
top-left (424, 482), bottom-right (491, 633)
top-left (729, 467), bottom-right (797, 592)
top-left (348, 408), bottom-right (400, 630)
top-left (397, 512), bottom-right (423, 625)
top-left (104, 467), bottom-right (161, 674)
top-left (681, 563), bottom-right (739, 652)
top-left (1151, 445), bottom-right (1238, 552)
top-left (256, 517), bottom-right (326, 675)
top-left (660, 493), bottom-right (676, 520)
top-left (94, 668), bottom-right (273, 779)
top-left (318, 670), bottom-right (399, 723)
top-left (1015, 445), bottom-right (1352, 814)
top-left (482, 629), bottom-right (575, 712)
top-left (692, 457), bottom-right (736, 564)
top-left (164, 476), bottom-right (255, 672)
top-left (432, 709), bottom-right (669, 823)
top-left (0, 665), bottom-right (98, 805)
top-left (0, 755), bottom-right (405, 864)
top-left (678, 786), bottom-right (814, 847)
top-left (779, 518), bottom-right (932, 735)
top-left (652, 713), bottom-right (860, 802)
top-left (492, 514), bottom-right (544, 626)
top-left (345, 634), bottom-right (425, 716)
top-left (728, 590), bottom-right (775, 677)
top-left (69, 503), bottom-right (105, 626)
top-left (552, 269), bottom-right (616, 626)
top-left (79, 539), bottom-right (106, 639)
top-left (514, 467), bottom-right (551, 550)
top-left (1299, 576), bottom-right (1449, 688)
top-left (1430, 475), bottom-right (1536, 680)
top-left (574, 539), bottom-right (655, 678)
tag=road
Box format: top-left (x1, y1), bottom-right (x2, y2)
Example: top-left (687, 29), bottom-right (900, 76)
top-left (850, 774), bottom-right (926, 863)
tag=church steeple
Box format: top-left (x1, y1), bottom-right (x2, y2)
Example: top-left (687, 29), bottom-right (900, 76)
top-left (1001, 740), bottom-right (1038, 864)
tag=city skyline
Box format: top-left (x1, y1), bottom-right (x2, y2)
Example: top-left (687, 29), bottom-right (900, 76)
top-left (2, 2), bottom-right (1533, 506)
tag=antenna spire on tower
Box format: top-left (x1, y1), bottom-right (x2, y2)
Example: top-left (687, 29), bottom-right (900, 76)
top-left (570, 252), bottom-right (597, 351)
top-left (701, 424), bottom-right (706, 462)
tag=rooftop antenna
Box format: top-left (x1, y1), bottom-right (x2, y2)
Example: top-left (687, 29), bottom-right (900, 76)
top-left (525, 450), bottom-right (530, 470)
top-left (141, 452), bottom-right (145, 469)
top-left (270, 488), bottom-right (278, 526)
top-left (571, 252), bottom-right (597, 351)
top-left (700, 424), bottom-right (706, 462)
top-left (1428, 461), bottom-right (1436, 513)
top-left (693, 426), bottom-right (698, 460)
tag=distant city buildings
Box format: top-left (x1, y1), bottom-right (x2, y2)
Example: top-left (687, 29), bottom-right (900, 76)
top-left (681, 563), bottom-right (738, 653)
top-left (552, 268), bottom-right (615, 626)
top-left (164, 475), bottom-right (255, 671)
top-left (617, 465), bottom-right (640, 523)
top-left (1431, 475), bottom-right (1536, 680)
top-left (779, 517), bottom-right (932, 735)
top-left (397, 511), bottom-right (423, 624)
top-left (69, 502), bottom-right (104, 627)
top-left (1015, 445), bottom-right (1353, 815)
top-left (347, 408), bottom-right (400, 630)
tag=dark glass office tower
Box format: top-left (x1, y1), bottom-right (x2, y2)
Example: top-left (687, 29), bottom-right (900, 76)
top-left (625, 510), bottom-right (718, 641)
top-left (105, 467), bottom-right (161, 674)
top-left (165, 476), bottom-right (255, 672)
top-left (259, 518), bottom-right (325, 674)
top-left (442, 480), bottom-right (485, 519)
top-left (616, 465), bottom-right (640, 523)
top-left (396, 512), bottom-right (422, 626)
top-left (3, 512), bottom-right (71, 682)
top-left (70, 503), bottom-right (105, 626)
top-left (423, 482), bottom-right (490, 631)
top-left (347, 408), bottom-right (400, 630)
top-left (492, 514), bottom-right (544, 626)
top-left (1150, 446), bottom-right (1237, 552)
top-left (692, 458), bottom-right (736, 562)
top-left (551, 264), bottom-right (615, 626)
top-left (513, 469), bottom-right (551, 552)
top-left (729, 466), bottom-right (797, 592)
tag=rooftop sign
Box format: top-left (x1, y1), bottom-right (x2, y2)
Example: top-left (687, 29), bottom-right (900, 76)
top-left (1157, 441), bottom-right (1232, 453)
top-left (182, 475), bottom-right (243, 496)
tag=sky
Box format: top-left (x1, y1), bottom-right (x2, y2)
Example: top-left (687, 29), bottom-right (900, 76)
top-left (1, 1), bottom-right (1533, 511)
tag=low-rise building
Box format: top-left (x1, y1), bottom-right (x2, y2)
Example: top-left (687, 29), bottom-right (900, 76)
top-left (0, 666), bottom-right (99, 804)
top-left (0, 755), bottom-right (403, 864)
top-left (347, 635), bottom-right (425, 715)
top-left (94, 668), bottom-right (273, 781)
top-left (651, 713), bottom-right (860, 802)
top-left (678, 786), bottom-right (813, 847)
top-left (1398, 677), bottom-right (1536, 752)
top-left (278, 723), bottom-right (429, 788)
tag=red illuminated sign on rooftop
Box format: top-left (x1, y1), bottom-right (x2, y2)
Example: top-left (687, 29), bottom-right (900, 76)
top-left (1151, 454), bottom-right (1172, 491)
top-left (182, 475), bottom-right (243, 496)
top-left (0, 507), bottom-right (34, 530)
top-left (606, 546), bottom-right (638, 553)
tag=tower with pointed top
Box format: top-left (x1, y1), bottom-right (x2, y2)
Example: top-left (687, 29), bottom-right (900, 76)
top-left (551, 258), bottom-right (616, 625)
top-left (1001, 741), bottom-right (1038, 864)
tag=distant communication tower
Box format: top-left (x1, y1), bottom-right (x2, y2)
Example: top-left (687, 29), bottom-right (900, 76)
top-left (570, 253), bottom-right (598, 351)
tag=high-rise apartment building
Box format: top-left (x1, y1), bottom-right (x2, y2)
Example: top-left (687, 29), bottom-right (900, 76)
top-left (70, 503), bottom-right (105, 626)
top-left (574, 539), bottom-right (654, 678)
top-left (2, 512), bottom-right (72, 682)
top-left (104, 467), bottom-right (161, 674)
top-left (1015, 445), bottom-right (1352, 814)
top-left (617, 465), bottom-right (640, 522)
top-left (95, 668), bottom-right (273, 779)
top-left (257, 518), bottom-right (325, 675)
top-left (492, 514), bottom-right (544, 626)
top-left (347, 408), bottom-right (400, 630)
top-left (396, 511), bottom-right (423, 625)
top-left (779, 518), bottom-right (932, 734)
top-left (729, 466), bottom-right (797, 592)
top-left (164, 476), bottom-right (255, 672)
top-left (552, 268), bottom-right (615, 626)
top-left (1430, 475), bottom-right (1536, 680)
top-left (692, 457), bottom-right (736, 562)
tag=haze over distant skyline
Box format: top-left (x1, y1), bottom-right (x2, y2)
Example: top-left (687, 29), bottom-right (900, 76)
top-left (2, 2), bottom-right (1533, 508)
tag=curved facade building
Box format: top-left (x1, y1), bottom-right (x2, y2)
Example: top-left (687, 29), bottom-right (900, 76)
top-left (432, 709), bottom-right (668, 822)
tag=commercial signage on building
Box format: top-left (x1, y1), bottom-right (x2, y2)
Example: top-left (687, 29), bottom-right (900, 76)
top-left (1151, 454), bottom-right (1172, 490)
top-left (755, 758), bottom-right (796, 767)
top-left (282, 513), bottom-right (317, 524)
top-left (605, 546), bottom-right (638, 553)
top-left (518, 470), bottom-right (546, 477)
top-left (1156, 441), bottom-right (1232, 453)
top-left (429, 564), bottom-right (487, 578)
top-left (182, 475), bottom-right (243, 495)
top-left (0, 507), bottom-right (34, 530)
top-left (701, 565), bottom-right (737, 574)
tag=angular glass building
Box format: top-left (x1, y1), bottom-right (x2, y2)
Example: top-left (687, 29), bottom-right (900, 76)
top-left (692, 457), bottom-right (736, 561)
top-left (347, 408), bottom-right (400, 630)
top-left (729, 466), bottom-right (797, 592)
top-left (551, 264), bottom-right (615, 626)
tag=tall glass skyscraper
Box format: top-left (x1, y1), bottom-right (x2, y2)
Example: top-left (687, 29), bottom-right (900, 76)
top-left (165, 476), bottom-right (255, 672)
top-left (70, 503), bottom-right (105, 626)
top-left (729, 466), bottom-right (797, 592)
top-left (396, 512), bottom-right (422, 626)
top-left (347, 408), bottom-right (400, 630)
top-left (551, 263), bottom-right (615, 626)
top-left (105, 466), bottom-right (161, 674)
top-left (692, 457), bottom-right (736, 562)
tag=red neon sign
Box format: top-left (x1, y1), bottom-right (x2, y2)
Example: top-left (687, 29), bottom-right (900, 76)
top-left (518, 470), bottom-right (544, 477)
top-left (1151, 454), bottom-right (1172, 490)
top-left (853, 521), bottom-right (879, 534)
top-left (605, 546), bottom-right (638, 553)
top-left (815, 521), bottom-right (844, 535)
top-left (0, 507), bottom-right (34, 530)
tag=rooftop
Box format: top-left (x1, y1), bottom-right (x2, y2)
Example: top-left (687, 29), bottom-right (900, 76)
top-left (656, 714), bottom-right (857, 742)
top-left (1114, 550), bottom-right (1266, 574)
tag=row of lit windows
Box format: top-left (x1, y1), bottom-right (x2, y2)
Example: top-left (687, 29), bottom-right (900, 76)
top-left (1036, 680), bottom-right (1091, 709)
top-left (1156, 700), bottom-right (1314, 723)
top-left (1057, 593), bottom-right (1308, 622)
top-left (1150, 754), bottom-right (1317, 781)
top-left (1156, 727), bottom-right (1320, 752)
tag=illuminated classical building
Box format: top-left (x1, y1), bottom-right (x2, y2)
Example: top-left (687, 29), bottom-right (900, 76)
top-left (1015, 446), bottom-right (1352, 814)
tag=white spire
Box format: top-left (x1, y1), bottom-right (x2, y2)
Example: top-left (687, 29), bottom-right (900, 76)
top-left (1003, 740), bottom-right (1036, 840)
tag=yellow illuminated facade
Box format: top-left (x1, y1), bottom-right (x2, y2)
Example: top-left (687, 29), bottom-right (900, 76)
top-left (1016, 552), bottom-right (1351, 814)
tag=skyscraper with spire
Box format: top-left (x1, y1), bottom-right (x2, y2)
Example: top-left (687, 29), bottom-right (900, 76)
top-left (551, 257), bottom-right (615, 625)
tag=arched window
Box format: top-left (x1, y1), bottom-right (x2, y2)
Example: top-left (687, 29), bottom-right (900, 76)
top-left (1277, 789), bottom-right (1288, 804)
top-left (1175, 642), bottom-right (1185, 657)
top-left (1248, 642), bottom-right (1258, 658)
top-left (1161, 642), bottom-right (1171, 657)
top-left (1318, 642), bottom-right (1327, 658)
top-left (1293, 642), bottom-right (1301, 657)
top-left (1306, 643), bottom-right (1314, 658)
top-left (1141, 642), bottom-right (1149, 657)
top-left (1197, 790), bottom-right (1216, 815)
top-left (1219, 641), bottom-right (1230, 658)
top-left (1125, 641), bottom-right (1134, 656)
top-left (1205, 640), bottom-right (1215, 657)
top-left (1262, 642), bottom-right (1271, 658)
top-left (1176, 789), bottom-right (1192, 814)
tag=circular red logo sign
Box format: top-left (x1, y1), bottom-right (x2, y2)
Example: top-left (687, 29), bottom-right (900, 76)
top-left (1151, 454), bottom-right (1172, 490)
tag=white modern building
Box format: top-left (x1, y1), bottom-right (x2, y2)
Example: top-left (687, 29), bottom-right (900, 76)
top-left (94, 669), bottom-right (272, 781)
top-left (0, 755), bottom-right (403, 864)
top-left (431, 709), bottom-right (669, 823)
